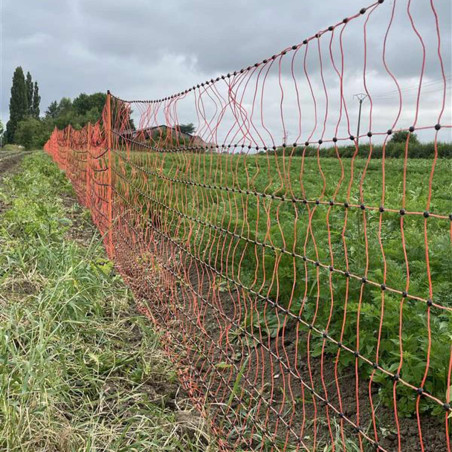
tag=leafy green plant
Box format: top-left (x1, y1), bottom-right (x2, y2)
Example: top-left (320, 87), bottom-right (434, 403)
top-left (115, 150), bottom-right (451, 420)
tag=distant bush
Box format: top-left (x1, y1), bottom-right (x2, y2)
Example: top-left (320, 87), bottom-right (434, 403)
top-left (2, 144), bottom-right (25, 152)
top-left (389, 130), bottom-right (420, 145)
top-left (14, 118), bottom-right (53, 150)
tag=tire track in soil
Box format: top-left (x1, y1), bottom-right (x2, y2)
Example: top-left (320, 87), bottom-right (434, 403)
top-left (0, 151), bottom-right (27, 214)
top-left (0, 152), bottom-right (26, 178)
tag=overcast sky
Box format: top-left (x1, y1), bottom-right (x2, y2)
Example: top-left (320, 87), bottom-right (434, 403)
top-left (1, 0), bottom-right (451, 143)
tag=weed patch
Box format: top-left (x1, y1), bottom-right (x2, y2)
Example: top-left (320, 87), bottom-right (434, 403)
top-left (0, 153), bottom-right (211, 451)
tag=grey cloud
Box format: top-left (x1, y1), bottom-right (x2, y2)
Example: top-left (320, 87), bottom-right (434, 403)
top-left (1, 0), bottom-right (451, 143)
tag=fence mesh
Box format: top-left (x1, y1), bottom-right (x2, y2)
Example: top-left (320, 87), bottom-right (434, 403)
top-left (44, 1), bottom-right (451, 450)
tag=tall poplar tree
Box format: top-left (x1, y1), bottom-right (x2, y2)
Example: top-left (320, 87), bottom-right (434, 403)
top-left (5, 67), bottom-right (28, 143)
top-left (26, 72), bottom-right (33, 115)
top-left (32, 82), bottom-right (41, 118)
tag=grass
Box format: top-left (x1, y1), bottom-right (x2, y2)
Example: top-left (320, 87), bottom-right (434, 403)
top-left (1, 145), bottom-right (26, 153)
top-left (0, 152), bottom-right (212, 451)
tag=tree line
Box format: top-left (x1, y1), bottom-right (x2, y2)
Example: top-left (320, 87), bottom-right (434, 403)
top-left (2, 66), bottom-right (107, 150)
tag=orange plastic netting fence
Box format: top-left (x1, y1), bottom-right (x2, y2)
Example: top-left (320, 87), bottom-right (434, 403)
top-left (44, 1), bottom-right (451, 450)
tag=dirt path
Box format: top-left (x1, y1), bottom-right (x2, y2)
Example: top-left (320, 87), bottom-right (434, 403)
top-left (0, 151), bottom-right (27, 181)
top-left (0, 151), bottom-right (27, 215)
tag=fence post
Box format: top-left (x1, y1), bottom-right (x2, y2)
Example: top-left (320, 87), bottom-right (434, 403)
top-left (106, 91), bottom-right (114, 258)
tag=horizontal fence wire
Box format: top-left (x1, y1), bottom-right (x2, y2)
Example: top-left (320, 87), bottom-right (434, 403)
top-left (44, 0), bottom-right (451, 450)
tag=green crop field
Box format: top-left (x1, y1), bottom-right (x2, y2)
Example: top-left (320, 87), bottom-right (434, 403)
top-left (110, 150), bottom-right (451, 419)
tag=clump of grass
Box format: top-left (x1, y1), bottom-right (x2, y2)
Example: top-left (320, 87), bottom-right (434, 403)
top-left (0, 152), bottom-right (212, 451)
top-left (1, 144), bottom-right (26, 152)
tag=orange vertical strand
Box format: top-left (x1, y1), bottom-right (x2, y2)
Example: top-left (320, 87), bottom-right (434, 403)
top-left (106, 91), bottom-right (114, 258)
top-left (446, 346), bottom-right (452, 452)
top-left (65, 126), bottom-right (69, 174)
top-left (86, 122), bottom-right (91, 209)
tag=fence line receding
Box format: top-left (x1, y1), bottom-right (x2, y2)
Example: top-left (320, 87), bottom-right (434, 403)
top-left (45, 0), bottom-right (452, 450)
